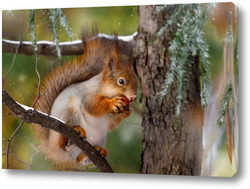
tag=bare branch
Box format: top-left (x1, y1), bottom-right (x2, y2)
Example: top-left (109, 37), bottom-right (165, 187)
top-left (29, 143), bottom-right (40, 169)
top-left (3, 144), bottom-right (40, 170)
top-left (5, 47), bottom-right (44, 169)
top-left (2, 12), bottom-right (24, 85)
top-left (3, 15), bottom-right (26, 168)
top-left (31, 52), bottom-right (44, 108)
top-left (3, 149), bottom-right (31, 168)
top-left (5, 121), bottom-right (25, 169)
top-left (2, 32), bottom-right (137, 172)
top-left (2, 33), bottom-right (136, 57)
top-left (2, 90), bottom-right (113, 173)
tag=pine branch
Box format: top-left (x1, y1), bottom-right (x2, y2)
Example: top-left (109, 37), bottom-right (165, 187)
top-left (28, 9), bottom-right (74, 57)
top-left (2, 90), bottom-right (113, 173)
top-left (217, 82), bottom-right (233, 126)
top-left (57, 8), bottom-right (73, 40)
top-left (46, 9), bottom-right (62, 57)
top-left (158, 3), bottom-right (214, 115)
top-left (28, 9), bottom-right (38, 52)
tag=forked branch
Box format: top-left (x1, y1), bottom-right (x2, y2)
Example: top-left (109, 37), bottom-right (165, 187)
top-left (2, 90), bottom-right (113, 173)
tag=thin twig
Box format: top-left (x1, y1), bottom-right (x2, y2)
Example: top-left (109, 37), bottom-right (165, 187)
top-left (5, 45), bottom-right (43, 169)
top-left (2, 90), bottom-right (113, 172)
top-left (4, 13), bottom-right (25, 169)
top-left (29, 143), bottom-right (40, 169)
top-left (3, 144), bottom-right (40, 170)
top-left (2, 12), bottom-right (24, 86)
top-left (3, 149), bottom-right (31, 168)
top-left (31, 52), bottom-right (44, 108)
top-left (6, 121), bottom-right (25, 169)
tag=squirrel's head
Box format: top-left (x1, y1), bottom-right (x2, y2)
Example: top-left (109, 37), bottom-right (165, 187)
top-left (102, 56), bottom-right (138, 103)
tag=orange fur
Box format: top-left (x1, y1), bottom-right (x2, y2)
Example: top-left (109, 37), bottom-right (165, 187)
top-left (33, 29), bottom-right (119, 145)
top-left (85, 95), bottom-right (127, 117)
top-left (76, 152), bottom-right (87, 163)
top-left (32, 28), bottom-right (138, 166)
top-left (59, 135), bottom-right (69, 150)
top-left (69, 96), bottom-right (74, 106)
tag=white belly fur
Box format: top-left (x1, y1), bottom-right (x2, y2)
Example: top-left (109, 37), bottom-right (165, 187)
top-left (48, 75), bottom-right (110, 165)
top-left (80, 113), bottom-right (109, 147)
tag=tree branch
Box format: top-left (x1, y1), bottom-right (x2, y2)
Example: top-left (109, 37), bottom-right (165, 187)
top-left (3, 149), bottom-right (31, 169)
top-left (6, 121), bottom-right (24, 169)
top-left (2, 90), bottom-right (113, 173)
top-left (2, 12), bottom-right (24, 85)
top-left (2, 33), bottom-right (137, 57)
top-left (3, 13), bottom-right (26, 169)
top-left (31, 52), bottom-right (45, 108)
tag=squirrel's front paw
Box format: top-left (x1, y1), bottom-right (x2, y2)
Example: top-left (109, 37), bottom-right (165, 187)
top-left (119, 108), bottom-right (132, 118)
top-left (110, 96), bottom-right (127, 113)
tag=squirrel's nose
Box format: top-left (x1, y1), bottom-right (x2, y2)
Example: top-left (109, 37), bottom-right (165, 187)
top-left (130, 94), bottom-right (137, 102)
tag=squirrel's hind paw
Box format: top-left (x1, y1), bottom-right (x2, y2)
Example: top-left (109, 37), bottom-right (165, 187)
top-left (73, 125), bottom-right (87, 139)
top-left (94, 146), bottom-right (108, 158)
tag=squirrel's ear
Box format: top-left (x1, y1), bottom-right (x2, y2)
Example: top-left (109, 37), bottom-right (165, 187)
top-left (106, 57), bottom-right (118, 77)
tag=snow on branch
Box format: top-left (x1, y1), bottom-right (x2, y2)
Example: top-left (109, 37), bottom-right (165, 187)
top-left (2, 90), bottom-right (113, 173)
top-left (2, 32), bottom-right (137, 57)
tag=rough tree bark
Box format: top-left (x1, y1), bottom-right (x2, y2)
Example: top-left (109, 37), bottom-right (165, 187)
top-left (133, 5), bottom-right (203, 175)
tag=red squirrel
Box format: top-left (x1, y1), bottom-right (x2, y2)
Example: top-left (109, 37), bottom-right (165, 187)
top-left (33, 29), bottom-right (138, 165)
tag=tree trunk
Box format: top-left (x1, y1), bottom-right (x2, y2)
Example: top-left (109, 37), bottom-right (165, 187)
top-left (133, 5), bottom-right (203, 175)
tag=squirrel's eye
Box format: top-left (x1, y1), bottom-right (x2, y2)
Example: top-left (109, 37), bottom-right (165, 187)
top-left (118, 78), bottom-right (125, 85)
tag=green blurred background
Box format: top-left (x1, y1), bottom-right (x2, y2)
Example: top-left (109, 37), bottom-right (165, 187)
top-left (2, 5), bottom-right (237, 176)
top-left (2, 6), bottom-right (142, 173)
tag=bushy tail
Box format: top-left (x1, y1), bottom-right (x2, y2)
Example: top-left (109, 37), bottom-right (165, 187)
top-left (33, 28), bottom-right (119, 143)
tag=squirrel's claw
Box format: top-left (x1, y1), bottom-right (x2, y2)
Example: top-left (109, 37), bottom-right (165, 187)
top-left (73, 125), bottom-right (87, 139)
top-left (94, 146), bottom-right (108, 157)
top-left (111, 96), bottom-right (127, 113)
top-left (119, 108), bottom-right (131, 118)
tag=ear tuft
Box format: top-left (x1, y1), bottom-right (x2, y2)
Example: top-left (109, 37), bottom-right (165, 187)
top-left (107, 57), bottom-right (117, 77)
